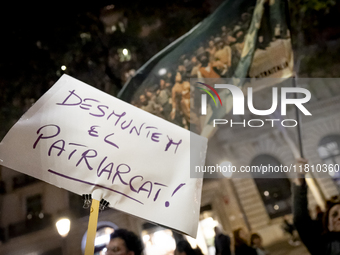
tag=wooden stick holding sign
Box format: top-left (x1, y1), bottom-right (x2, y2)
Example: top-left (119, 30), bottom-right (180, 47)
top-left (85, 199), bottom-right (100, 255)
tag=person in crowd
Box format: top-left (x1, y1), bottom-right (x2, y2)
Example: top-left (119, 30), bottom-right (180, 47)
top-left (233, 228), bottom-right (257, 255)
top-left (282, 215), bottom-right (300, 246)
top-left (190, 55), bottom-right (201, 78)
top-left (139, 92), bottom-right (162, 117)
top-left (170, 71), bottom-right (191, 127)
top-left (293, 158), bottom-right (340, 254)
top-left (250, 233), bottom-right (270, 255)
top-left (206, 39), bottom-right (217, 62)
top-left (213, 37), bottom-right (232, 77)
top-left (156, 78), bottom-right (172, 119)
top-left (105, 229), bottom-right (144, 255)
top-left (175, 240), bottom-right (197, 255)
top-left (314, 204), bottom-right (325, 234)
top-left (214, 226), bottom-right (231, 255)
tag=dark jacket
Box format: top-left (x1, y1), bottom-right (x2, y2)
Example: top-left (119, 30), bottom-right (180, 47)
top-left (215, 233), bottom-right (231, 255)
top-left (234, 243), bottom-right (257, 255)
top-left (293, 183), bottom-right (340, 255)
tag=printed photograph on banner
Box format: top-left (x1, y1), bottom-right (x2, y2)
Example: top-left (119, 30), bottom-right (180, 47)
top-left (118, 0), bottom-right (293, 135)
top-left (190, 78), bottom-right (340, 181)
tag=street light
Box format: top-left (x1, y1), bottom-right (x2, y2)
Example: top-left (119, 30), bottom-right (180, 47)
top-left (56, 218), bottom-right (71, 237)
top-left (56, 218), bottom-right (71, 255)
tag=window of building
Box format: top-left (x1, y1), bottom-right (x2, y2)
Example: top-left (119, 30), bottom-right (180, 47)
top-left (26, 194), bottom-right (43, 220)
top-left (251, 154), bottom-right (292, 219)
top-left (317, 134), bottom-right (340, 188)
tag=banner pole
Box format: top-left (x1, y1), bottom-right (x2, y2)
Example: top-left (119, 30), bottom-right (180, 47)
top-left (292, 75), bottom-right (326, 209)
top-left (84, 199), bottom-right (100, 255)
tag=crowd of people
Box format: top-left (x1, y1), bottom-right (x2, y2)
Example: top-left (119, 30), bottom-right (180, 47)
top-left (132, 8), bottom-right (254, 132)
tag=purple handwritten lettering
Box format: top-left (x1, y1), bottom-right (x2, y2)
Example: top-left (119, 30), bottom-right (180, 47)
top-left (88, 125), bottom-right (100, 137)
top-left (97, 156), bottom-right (114, 180)
top-left (129, 175), bottom-right (144, 192)
top-left (76, 149), bottom-right (97, 170)
top-left (112, 164), bottom-right (131, 185)
top-left (121, 119), bottom-right (133, 130)
top-left (91, 105), bottom-right (108, 117)
top-left (33, 124), bottom-right (61, 149)
top-left (104, 133), bottom-right (119, 149)
top-left (107, 110), bottom-right (126, 125)
top-left (68, 143), bottom-right (87, 160)
top-left (56, 90), bottom-right (82, 106)
top-left (80, 98), bottom-right (100, 110)
top-left (129, 123), bottom-right (145, 136)
top-left (165, 136), bottom-right (182, 154)
top-left (48, 139), bottom-right (66, 156)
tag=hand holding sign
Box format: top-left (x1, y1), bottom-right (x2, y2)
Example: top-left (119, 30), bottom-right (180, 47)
top-left (0, 74), bottom-right (207, 237)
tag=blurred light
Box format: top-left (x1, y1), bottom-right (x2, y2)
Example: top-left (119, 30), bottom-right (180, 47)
top-left (264, 191), bottom-right (269, 196)
top-left (118, 48), bottom-right (131, 62)
top-left (95, 234), bottom-right (110, 246)
top-left (199, 217), bottom-right (217, 239)
top-left (158, 68), bottom-right (167, 76)
top-left (39, 212), bottom-right (44, 219)
top-left (220, 161), bottom-right (233, 178)
top-left (273, 205), bottom-right (279, 210)
top-left (119, 22), bottom-right (125, 33)
top-left (143, 234), bottom-right (150, 242)
top-left (27, 214), bottom-right (32, 220)
top-left (56, 218), bottom-right (71, 237)
top-left (105, 5), bottom-right (115, 10)
top-left (61, 65), bottom-right (67, 71)
top-left (122, 49), bottom-right (128, 56)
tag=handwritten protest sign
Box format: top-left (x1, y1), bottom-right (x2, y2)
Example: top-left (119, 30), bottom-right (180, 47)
top-left (0, 74), bottom-right (207, 237)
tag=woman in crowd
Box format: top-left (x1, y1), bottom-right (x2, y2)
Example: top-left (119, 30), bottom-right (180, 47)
top-left (293, 158), bottom-right (340, 255)
top-left (233, 228), bottom-right (257, 255)
top-left (250, 233), bottom-right (270, 255)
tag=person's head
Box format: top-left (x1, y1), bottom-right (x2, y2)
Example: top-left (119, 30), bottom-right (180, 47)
top-left (191, 56), bottom-right (198, 65)
top-left (139, 94), bottom-right (147, 106)
top-left (175, 240), bottom-right (196, 255)
top-left (159, 79), bottom-right (165, 89)
top-left (214, 226), bottom-right (220, 235)
top-left (324, 200), bottom-right (340, 232)
top-left (198, 53), bottom-right (209, 67)
top-left (315, 205), bottom-right (323, 214)
top-left (175, 72), bottom-right (182, 83)
top-left (145, 90), bottom-right (153, 100)
top-left (233, 228), bottom-right (248, 246)
top-left (250, 233), bottom-right (262, 247)
top-left (106, 229), bottom-right (144, 255)
top-left (214, 37), bottom-right (223, 49)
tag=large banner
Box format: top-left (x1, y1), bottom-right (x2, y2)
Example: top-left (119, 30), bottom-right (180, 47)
top-left (0, 75), bottom-right (207, 237)
top-left (118, 0), bottom-right (293, 137)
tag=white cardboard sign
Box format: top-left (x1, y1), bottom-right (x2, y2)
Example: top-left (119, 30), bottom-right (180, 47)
top-left (0, 75), bottom-right (207, 237)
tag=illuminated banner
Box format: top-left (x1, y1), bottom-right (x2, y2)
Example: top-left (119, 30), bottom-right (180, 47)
top-left (0, 74), bottom-right (207, 237)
